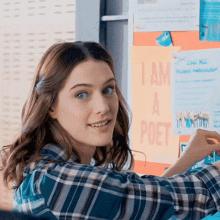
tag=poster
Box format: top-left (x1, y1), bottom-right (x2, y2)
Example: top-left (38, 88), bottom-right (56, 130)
top-left (134, 0), bottom-right (199, 32)
top-left (131, 46), bottom-right (180, 164)
top-left (200, 0), bottom-right (220, 42)
top-left (172, 48), bottom-right (220, 135)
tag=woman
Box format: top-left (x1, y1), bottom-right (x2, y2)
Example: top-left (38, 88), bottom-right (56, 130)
top-left (1, 41), bottom-right (220, 220)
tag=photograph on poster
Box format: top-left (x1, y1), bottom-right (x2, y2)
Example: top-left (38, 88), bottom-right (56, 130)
top-left (176, 111), bottom-right (209, 129)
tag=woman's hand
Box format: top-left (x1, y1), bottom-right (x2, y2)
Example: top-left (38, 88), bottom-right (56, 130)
top-left (162, 129), bottom-right (220, 177)
top-left (183, 129), bottom-right (220, 164)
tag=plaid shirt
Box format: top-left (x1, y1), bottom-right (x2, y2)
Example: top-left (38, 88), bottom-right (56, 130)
top-left (13, 143), bottom-right (220, 220)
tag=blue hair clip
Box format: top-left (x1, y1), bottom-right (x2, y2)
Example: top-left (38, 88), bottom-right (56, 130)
top-left (35, 74), bottom-right (45, 94)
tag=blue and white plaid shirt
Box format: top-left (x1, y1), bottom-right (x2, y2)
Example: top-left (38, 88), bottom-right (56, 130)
top-left (13, 143), bottom-right (220, 220)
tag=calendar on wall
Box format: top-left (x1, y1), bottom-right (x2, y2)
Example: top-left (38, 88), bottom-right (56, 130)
top-left (0, 0), bottom-right (76, 148)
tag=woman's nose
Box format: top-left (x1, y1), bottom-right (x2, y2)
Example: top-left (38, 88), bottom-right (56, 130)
top-left (94, 94), bottom-right (110, 115)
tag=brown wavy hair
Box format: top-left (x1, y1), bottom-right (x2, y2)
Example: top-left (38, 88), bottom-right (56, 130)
top-left (0, 41), bottom-right (134, 189)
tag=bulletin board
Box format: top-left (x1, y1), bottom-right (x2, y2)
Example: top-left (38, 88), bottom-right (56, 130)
top-left (130, 4), bottom-right (220, 175)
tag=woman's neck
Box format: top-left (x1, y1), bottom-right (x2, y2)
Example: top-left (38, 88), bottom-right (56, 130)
top-left (74, 145), bottom-right (96, 164)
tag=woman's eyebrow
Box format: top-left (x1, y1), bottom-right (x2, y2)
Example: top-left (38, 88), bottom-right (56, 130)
top-left (69, 77), bottom-right (116, 91)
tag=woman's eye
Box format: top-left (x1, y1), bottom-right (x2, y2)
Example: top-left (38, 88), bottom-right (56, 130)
top-left (104, 86), bottom-right (114, 94)
top-left (76, 92), bottom-right (88, 99)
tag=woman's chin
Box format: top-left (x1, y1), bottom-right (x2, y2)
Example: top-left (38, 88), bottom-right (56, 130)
top-left (92, 139), bottom-right (112, 147)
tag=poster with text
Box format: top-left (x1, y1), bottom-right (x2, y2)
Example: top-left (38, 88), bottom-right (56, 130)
top-left (131, 46), bottom-right (180, 164)
top-left (134, 0), bottom-right (199, 32)
top-left (172, 48), bottom-right (220, 135)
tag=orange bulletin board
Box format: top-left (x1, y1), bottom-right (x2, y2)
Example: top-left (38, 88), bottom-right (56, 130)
top-left (132, 31), bottom-right (220, 175)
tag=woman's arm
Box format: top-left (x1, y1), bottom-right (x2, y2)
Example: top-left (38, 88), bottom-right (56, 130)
top-left (13, 142), bottom-right (220, 220)
top-left (162, 129), bottom-right (220, 177)
top-left (14, 160), bottom-right (220, 220)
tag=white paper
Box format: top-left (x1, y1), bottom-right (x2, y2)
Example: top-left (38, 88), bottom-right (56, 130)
top-left (171, 49), bottom-right (220, 135)
top-left (0, 0), bottom-right (76, 147)
top-left (134, 0), bottom-right (199, 32)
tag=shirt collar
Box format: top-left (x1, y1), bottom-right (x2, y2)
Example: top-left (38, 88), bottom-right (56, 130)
top-left (23, 143), bottom-right (96, 176)
top-left (23, 143), bottom-right (79, 176)
top-left (40, 143), bottom-right (79, 163)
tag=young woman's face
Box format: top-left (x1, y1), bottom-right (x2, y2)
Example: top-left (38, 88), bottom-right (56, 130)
top-left (50, 59), bottom-right (119, 149)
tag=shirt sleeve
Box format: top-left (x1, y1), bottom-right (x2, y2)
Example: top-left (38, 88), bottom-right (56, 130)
top-left (32, 162), bottom-right (220, 220)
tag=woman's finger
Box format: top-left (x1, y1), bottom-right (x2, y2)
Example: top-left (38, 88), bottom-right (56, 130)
top-left (207, 139), bottom-right (216, 145)
top-left (199, 129), bottom-right (220, 142)
top-left (207, 139), bottom-right (220, 158)
top-left (208, 142), bottom-right (220, 153)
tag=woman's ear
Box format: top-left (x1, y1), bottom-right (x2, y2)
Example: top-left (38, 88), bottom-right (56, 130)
top-left (49, 108), bottom-right (57, 119)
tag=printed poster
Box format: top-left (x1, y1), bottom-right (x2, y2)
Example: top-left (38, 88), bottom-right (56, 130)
top-left (134, 0), bottom-right (200, 32)
top-left (200, 0), bottom-right (220, 42)
top-left (131, 46), bottom-right (180, 164)
top-left (172, 48), bottom-right (220, 135)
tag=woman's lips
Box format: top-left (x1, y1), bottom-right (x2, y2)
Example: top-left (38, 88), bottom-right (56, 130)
top-left (88, 120), bottom-right (111, 131)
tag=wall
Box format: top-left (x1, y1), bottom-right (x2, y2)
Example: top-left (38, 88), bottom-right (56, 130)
top-left (0, 0), bottom-right (76, 210)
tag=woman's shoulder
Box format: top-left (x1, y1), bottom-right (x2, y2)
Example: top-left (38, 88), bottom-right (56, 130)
top-left (40, 143), bottom-right (76, 162)
top-left (23, 143), bottom-right (78, 176)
